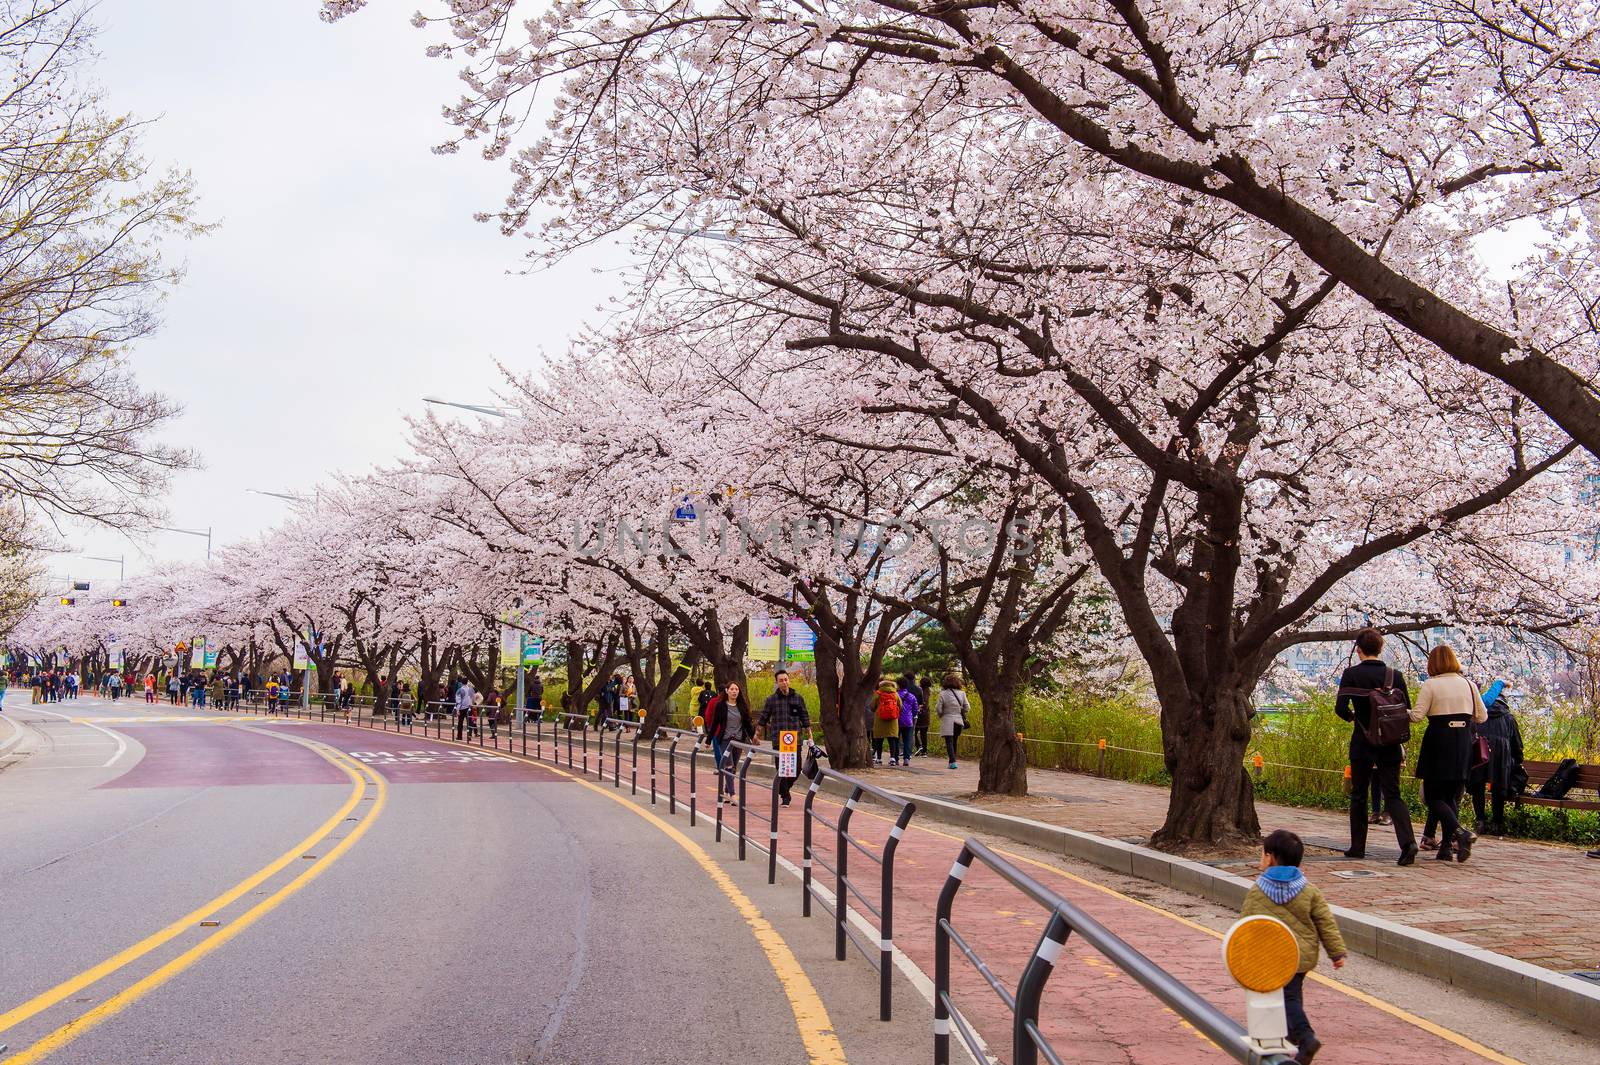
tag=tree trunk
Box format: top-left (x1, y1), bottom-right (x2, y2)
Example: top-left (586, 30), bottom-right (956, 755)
top-left (1149, 682), bottom-right (1260, 851)
top-left (813, 638), bottom-right (870, 769)
top-left (971, 674), bottom-right (1028, 796)
top-left (704, 616), bottom-right (749, 701)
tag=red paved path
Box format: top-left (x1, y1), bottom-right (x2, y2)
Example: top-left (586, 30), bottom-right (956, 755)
top-left (99, 721), bottom-right (346, 788)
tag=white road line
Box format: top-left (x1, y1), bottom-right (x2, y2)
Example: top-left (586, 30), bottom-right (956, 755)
top-left (27, 706), bottom-right (129, 767)
top-left (0, 716), bottom-right (22, 755)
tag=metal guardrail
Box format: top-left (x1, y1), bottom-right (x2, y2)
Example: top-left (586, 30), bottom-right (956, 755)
top-left (935, 837), bottom-right (1292, 1065)
top-left (651, 726), bottom-right (700, 822)
top-left (724, 740), bottom-right (783, 884)
top-left (803, 765), bottom-right (916, 1021)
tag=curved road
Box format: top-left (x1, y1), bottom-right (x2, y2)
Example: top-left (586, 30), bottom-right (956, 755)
top-left (0, 695), bottom-right (917, 1065)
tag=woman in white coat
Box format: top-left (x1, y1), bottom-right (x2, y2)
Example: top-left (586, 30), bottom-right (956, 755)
top-left (936, 672), bottom-right (970, 770)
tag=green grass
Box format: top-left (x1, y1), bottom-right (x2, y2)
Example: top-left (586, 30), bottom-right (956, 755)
top-left (533, 664), bottom-right (1600, 845)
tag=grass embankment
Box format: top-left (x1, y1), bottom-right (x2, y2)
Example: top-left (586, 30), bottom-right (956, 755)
top-left (538, 671), bottom-right (1599, 845)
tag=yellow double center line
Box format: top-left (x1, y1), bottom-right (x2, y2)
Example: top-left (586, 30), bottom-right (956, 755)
top-left (0, 732), bottom-right (386, 1064)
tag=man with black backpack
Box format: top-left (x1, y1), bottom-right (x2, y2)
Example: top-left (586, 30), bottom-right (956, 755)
top-left (1335, 628), bottom-right (1419, 865)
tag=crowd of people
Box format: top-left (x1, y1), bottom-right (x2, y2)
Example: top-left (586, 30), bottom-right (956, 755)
top-left (3, 668), bottom-right (80, 703)
top-left (1335, 629), bottom-right (1528, 866)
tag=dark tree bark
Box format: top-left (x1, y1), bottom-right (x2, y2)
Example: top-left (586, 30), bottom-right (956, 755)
top-left (561, 634), bottom-right (622, 716)
top-left (618, 616), bottom-right (700, 739)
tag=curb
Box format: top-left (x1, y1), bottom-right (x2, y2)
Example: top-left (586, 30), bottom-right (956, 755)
top-left (830, 781), bottom-right (1600, 1036)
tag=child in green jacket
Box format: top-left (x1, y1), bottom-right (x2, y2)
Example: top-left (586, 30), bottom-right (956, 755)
top-left (1241, 829), bottom-right (1346, 1065)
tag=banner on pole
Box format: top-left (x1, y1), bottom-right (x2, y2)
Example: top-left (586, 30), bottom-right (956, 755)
top-left (292, 640), bottom-right (308, 671)
top-left (782, 620), bottom-right (816, 662)
top-left (521, 634), bottom-right (544, 667)
top-left (749, 617), bottom-right (781, 662)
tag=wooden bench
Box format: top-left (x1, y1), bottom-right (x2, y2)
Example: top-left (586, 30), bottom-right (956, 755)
top-left (1516, 760), bottom-right (1600, 811)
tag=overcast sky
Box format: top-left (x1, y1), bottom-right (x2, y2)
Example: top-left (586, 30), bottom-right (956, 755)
top-left (51, 1), bottom-right (615, 584)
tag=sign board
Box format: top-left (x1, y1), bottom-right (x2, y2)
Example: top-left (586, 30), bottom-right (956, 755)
top-left (749, 617), bottom-right (782, 662)
top-left (521, 634), bottom-right (544, 667)
top-left (777, 730), bottom-right (799, 778)
top-left (783, 620), bottom-right (816, 663)
top-left (672, 494), bottom-right (697, 523)
top-left (203, 649), bottom-right (218, 669)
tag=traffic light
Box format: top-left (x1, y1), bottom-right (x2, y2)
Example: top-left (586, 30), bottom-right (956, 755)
top-left (59, 597), bottom-right (75, 606)
top-left (111, 599), bottom-right (127, 608)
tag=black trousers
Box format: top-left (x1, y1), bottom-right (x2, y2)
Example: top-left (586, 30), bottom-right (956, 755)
top-left (1284, 972), bottom-right (1312, 1045)
top-left (944, 735), bottom-right (958, 763)
top-left (1349, 760), bottom-right (1415, 852)
top-left (1426, 779), bottom-right (1466, 847)
top-left (454, 708), bottom-right (469, 740)
top-left (1468, 781), bottom-right (1506, 828)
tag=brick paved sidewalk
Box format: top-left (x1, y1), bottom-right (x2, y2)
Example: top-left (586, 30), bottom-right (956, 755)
top-left (851, 756), bottom-right (1599, 975)
top-left (668, 753), bottom-right (1526, 1064)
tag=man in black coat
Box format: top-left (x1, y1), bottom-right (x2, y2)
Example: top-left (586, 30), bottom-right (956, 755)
top-left (1335, 628), bottom-right (1418, 865)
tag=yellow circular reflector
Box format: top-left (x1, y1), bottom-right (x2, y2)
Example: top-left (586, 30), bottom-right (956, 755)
top-left (1222, 915), bottom-right (1299, 993)
top-left (693, 715), bottom-right (705, 728)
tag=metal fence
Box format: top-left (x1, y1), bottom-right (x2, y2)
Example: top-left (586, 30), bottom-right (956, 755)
top-left (803, 766), bottom-right (916, 1021)
top-left (935, 837), bottom-right (1292, 1065)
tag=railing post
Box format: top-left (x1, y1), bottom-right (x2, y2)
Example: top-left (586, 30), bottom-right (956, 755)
top-left (836, 789), bottom-right (854, 961)
top-left (631, 730), bottom-right (639, 795)
top-left (581, 721), bottom-right (588, 775)
top-left (879, 803), bottom-right (914, 1021)
top-left (597, 719), bottom-right (605, 781)
top-left (934, 847), bottom-right (975, 1065)
top-left (737, 750), bottom-right (750, 862)
top-left (688, 736), bottom-right (697, 826)
top-left (668, 736), bottom-right (680, 815)
top-left (767, 750), bottom-right (779, 885)
top-left (1013, 913), bottom-right (1072, 1065)
top-left (650, 733), bottom-right (659, 805)
top-left (716, 738), bottom-right (729, 837)
top-left (613, 727), bottom-right (621, 787)
top-left (802, 775), bottom-right (819, 917)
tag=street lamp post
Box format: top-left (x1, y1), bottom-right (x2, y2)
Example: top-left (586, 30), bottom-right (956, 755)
top-left (84, 555), bottom-right (125, 583)
top-left (156, 525), bottom-right (213, 562)
top-left (421, 396), bottom-right (509, 418)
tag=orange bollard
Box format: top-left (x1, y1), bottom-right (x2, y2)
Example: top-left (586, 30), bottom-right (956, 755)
top-left (1343, 763), bottom-right (1353, 796)
top-left (1251, 752), bottom-right (1264, 780)
top-left (1097, 738), bottom-right (1107, 776)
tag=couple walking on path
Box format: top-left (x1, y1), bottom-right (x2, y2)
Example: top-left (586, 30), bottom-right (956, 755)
top-left (1336, 629), bottom-right (1515, 865)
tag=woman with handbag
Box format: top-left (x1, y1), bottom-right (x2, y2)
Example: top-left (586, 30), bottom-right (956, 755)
top-left (1409, 645), bottom-right (1488, 863)
top-left (936, 672), bottom-right (970, 770)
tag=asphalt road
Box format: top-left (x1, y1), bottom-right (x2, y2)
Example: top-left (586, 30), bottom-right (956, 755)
top-left (0, 695), bottom-right (923, 1065)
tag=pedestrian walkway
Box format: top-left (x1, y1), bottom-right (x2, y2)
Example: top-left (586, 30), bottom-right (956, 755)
top-left (852, 758), bottom-right (1598, 975)
top-left (676, 752), bottom-right (1522, 1064)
